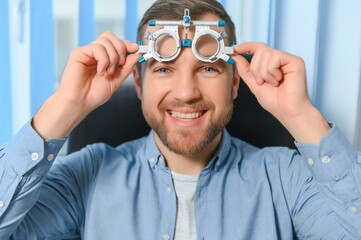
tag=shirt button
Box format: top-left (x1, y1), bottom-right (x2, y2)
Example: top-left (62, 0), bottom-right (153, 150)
top-left (307, 158), bottom-right (314, 166)
top-left (31, 152), bottom-right (39, 161)
top-left (321, 155), bottom-right (330, 164)
top-left (162, 233), bottom-right (170, 240)
top-left (350, 206), bottom-right (358, 214)
top-left (47, 154), bottom-right (54, 161)
top-left (166, 187), bottom-right (172, 194)
top-left (0, 200), bottom-right (4, 208)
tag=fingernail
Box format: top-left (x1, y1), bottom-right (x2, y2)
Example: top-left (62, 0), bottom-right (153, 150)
top-left (108, 65), bottom-right (115, 73)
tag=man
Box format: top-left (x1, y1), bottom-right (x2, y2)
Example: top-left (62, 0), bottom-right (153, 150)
top-left (0, 0), bottom-right (360, 239)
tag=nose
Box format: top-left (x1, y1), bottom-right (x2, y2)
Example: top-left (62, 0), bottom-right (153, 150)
top-left (171, 68), bottom-right (201, 103)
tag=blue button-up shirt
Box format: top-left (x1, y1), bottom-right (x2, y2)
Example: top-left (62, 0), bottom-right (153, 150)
top-left (0, 122), bottom-right (360, 239)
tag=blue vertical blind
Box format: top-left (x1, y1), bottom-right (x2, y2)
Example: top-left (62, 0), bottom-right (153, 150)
top-left (125, 0), bottom-right (138, 41)
top-left (0, 0), bottom-right (12, 143)
top-left (29, 1), bottom-right (55, 115)
top-left (79, 0), bottom-right (95, 46)
top-left (1, 0), bottom-right (361, 149)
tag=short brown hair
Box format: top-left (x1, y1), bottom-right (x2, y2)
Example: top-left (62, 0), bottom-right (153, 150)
top-left (137, 0), bottom-right (236, 44)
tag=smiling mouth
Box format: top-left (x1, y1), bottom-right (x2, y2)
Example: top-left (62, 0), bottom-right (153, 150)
top-left (169, 110), bottom-right (206, 121)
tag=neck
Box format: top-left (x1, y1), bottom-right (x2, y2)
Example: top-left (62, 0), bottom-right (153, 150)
top-left (154, 132), bottom-right (222, 175)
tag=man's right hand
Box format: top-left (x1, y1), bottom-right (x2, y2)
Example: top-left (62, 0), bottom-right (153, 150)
top-left (32, 32), bottom-right (140, 140)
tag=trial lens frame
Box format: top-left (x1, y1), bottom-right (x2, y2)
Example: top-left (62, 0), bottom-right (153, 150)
top-left (137, 9), bottom-right (235, 64)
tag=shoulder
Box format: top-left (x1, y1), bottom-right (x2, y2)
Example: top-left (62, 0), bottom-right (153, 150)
top-left (53, 136), bottom-right (149, 176)
top-left (229, 136), bottom-right (300, 172)
top-left (83, 135), bottom-right (149, 165)
top-left (227, 137), bottom-right (308, 194)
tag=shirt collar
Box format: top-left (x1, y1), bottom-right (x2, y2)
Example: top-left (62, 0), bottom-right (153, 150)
top-left (144, 130), bottom-right (162, 168)
top-left (211, 129), bottom-right (233, 170)
top-left (143, 129), bottom-right (233, 169)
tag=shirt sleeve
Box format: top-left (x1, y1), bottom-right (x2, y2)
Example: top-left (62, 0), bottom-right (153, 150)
top-left (0, 121), bottom-right (66, 239)
top-left (294, 123), bottom-right (361, 239)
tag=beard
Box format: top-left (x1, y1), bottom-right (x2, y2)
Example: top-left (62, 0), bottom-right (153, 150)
top-left (142, 98), bottom-right (234, 156)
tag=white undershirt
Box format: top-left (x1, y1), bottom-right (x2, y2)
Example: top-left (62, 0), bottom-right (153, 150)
top-left (171, 171), bottom-right (199, 240)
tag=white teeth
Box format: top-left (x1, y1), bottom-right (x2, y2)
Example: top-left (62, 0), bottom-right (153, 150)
top-left (170, 111), bottom-right (202, 119)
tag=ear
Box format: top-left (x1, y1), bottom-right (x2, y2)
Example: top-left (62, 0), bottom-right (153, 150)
top-left (232, 67), bottom-right (240, 100)
top-left (133, 68), bottom-right (142, 100)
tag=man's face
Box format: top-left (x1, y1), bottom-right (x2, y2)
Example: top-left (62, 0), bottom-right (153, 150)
top-left (135, 14), bottom-right (239, 156)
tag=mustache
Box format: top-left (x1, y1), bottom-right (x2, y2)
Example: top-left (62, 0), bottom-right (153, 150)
top-left (159, 99), bottom-right (215, 111)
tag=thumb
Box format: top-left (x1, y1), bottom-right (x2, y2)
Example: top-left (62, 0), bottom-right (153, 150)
top-left (113, 53), bottom-right (141, 89)
top-left (233, 54), bottom-right (258, 94)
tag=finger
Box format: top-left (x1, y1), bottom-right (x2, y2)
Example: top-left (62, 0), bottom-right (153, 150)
top-left (233, 42), bottom-right (267, 55)
top-left (248, 50), bottom-right (265, 85)
top-left (123, 40), bottom-right (140, 53)
top-left (98, 32), bottom-right (128, 65)
top-left (267, 58), bottom-right (283, 84)
top-left (259, 53), bottom-right (280, 87)
top-left (94, 37), bottom-right (120, 74)
top-left (237, 43), bottom-right (279, 87)
top-left (123, 40), bottom-right (140, 62)
top-left (234, 43), bottom-right (265, 85)
top-left (233, 54), bottom-right (259, 93)
top-left (76, 43), bottom-right (111, 76)
top-left (237, 42), bottom-right (294, 73)
top-left (97, 32), bottom-right (140, 66)
top-left (113, 53), bottom-right (141, 89)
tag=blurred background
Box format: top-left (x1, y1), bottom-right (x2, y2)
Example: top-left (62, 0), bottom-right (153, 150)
top-left (1, 0), bottom-right (361, 149)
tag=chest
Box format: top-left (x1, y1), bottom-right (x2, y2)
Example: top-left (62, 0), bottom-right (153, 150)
top-left (80, 167), bottom-right (294, 240)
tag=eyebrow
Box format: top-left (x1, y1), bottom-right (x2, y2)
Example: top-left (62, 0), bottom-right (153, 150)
top-left (146, 58), bottom-right (177, 70)
top-left (209, 59), bottom-right (228, 69)
top-left (147, 58), bottom-right (160, 68)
